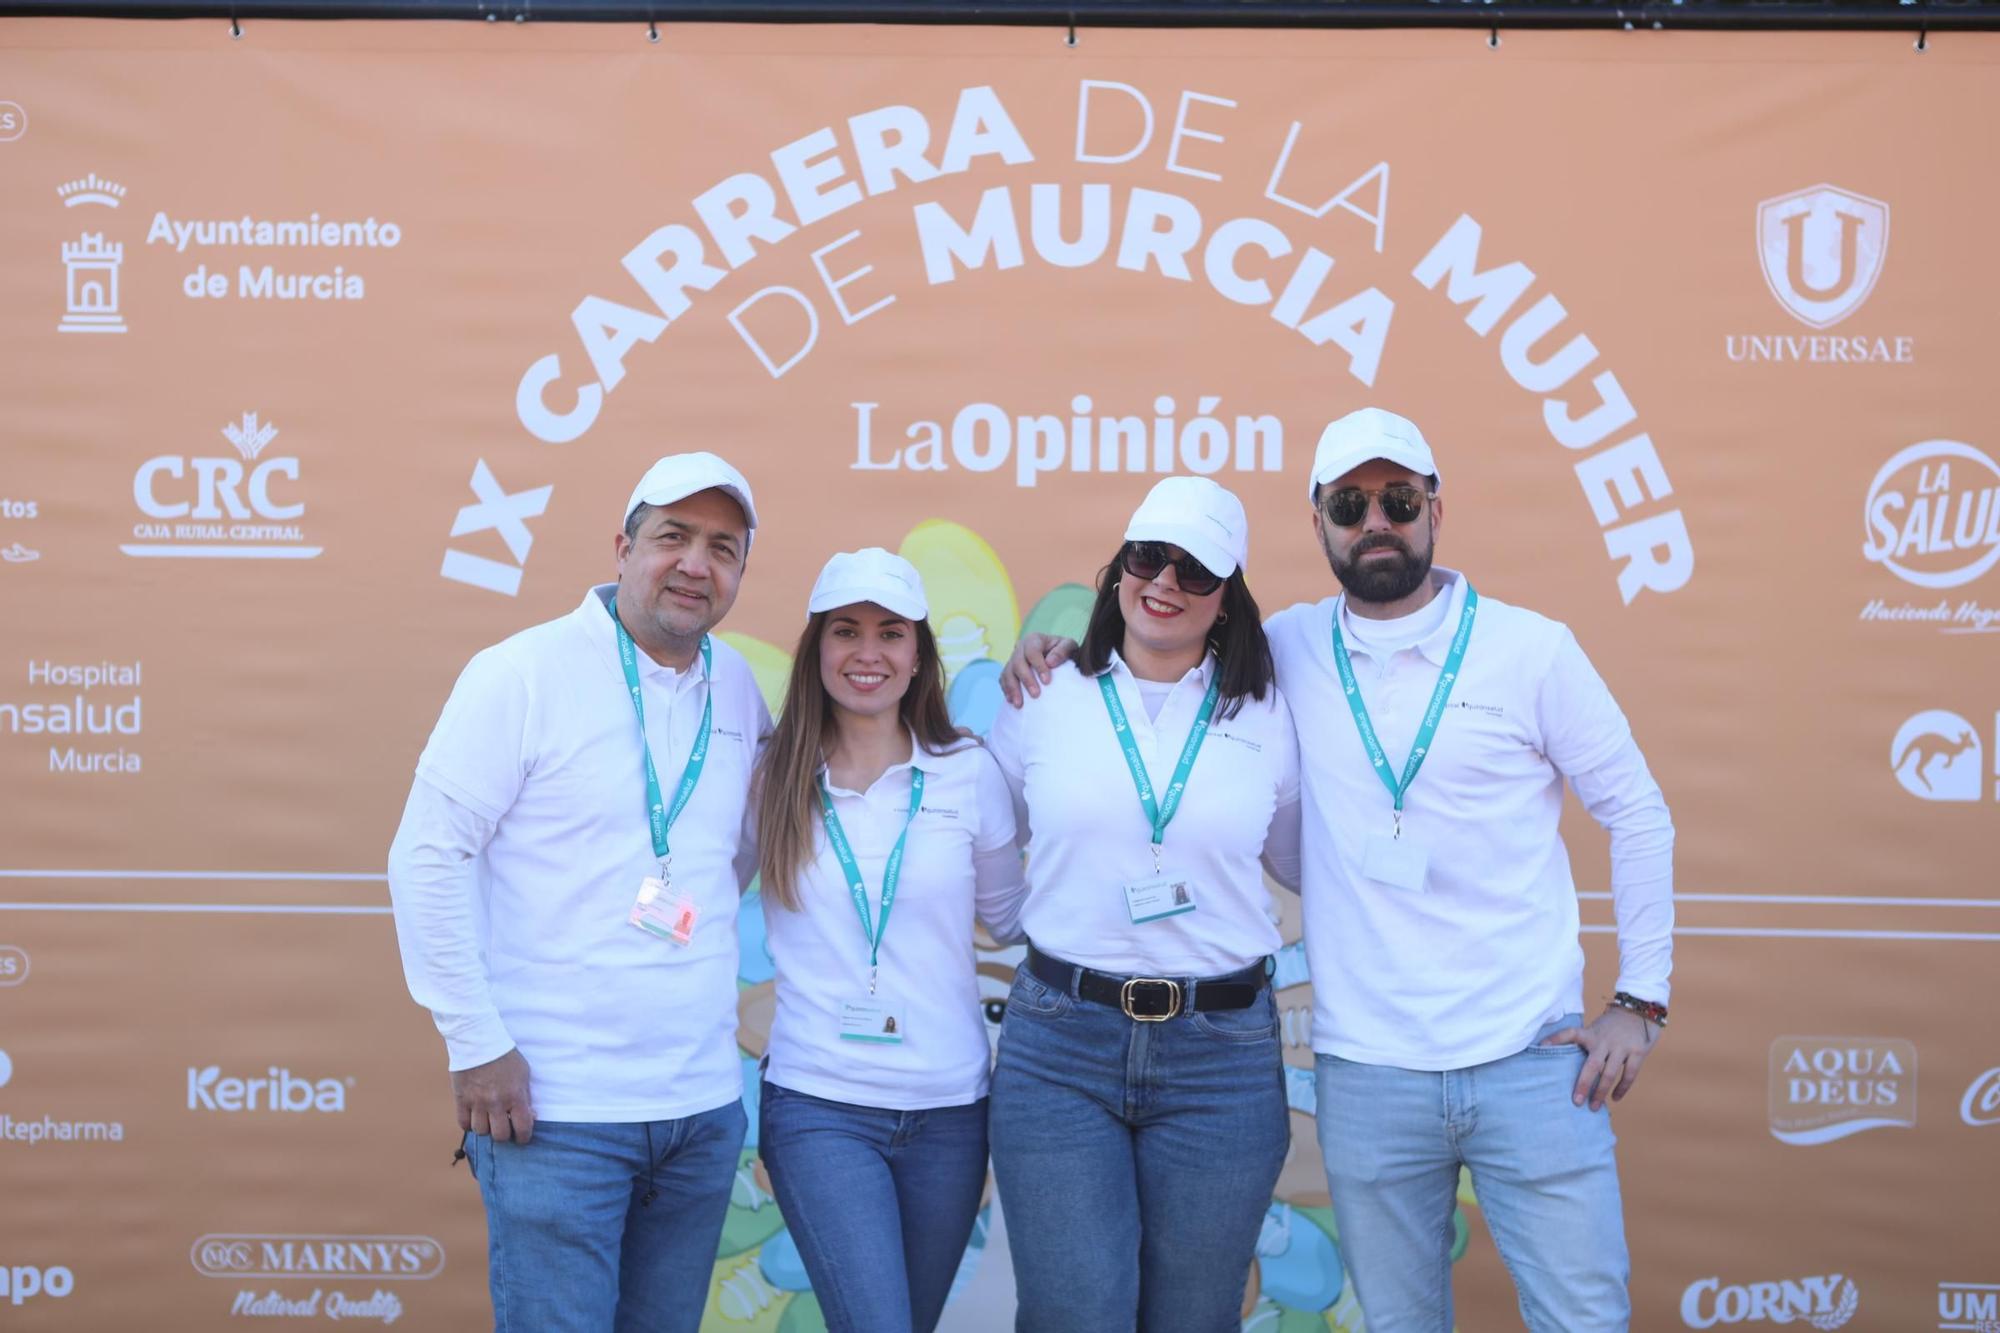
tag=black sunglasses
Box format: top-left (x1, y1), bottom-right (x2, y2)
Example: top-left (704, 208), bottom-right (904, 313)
top-left (1121, 542), bottom-right (1224, 597)
top-left (1320, 485), bottom-right (1432, 528)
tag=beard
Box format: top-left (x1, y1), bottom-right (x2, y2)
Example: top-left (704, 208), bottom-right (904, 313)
top-left (1327, 531), bottom-right (1435, 604)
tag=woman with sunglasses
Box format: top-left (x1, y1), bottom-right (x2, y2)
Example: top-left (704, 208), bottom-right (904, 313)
top-left (984, 476), bottom-right (1301, 1333)
top-left (753, 548), bottom-right (1025, 1333)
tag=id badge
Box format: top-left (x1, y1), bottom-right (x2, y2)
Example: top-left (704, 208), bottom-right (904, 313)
top-left (628, 877), bottom-right (699, 945)
top-left (1361, 833), bottom-right (1429, 892)
top-left (1123, 872), bottom-right (1198, 924)
top-left (839, 996), bottom-right (906, 1044)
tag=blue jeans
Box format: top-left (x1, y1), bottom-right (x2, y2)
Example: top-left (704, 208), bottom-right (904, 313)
top-left (1314, 1015), bottom-right (1631, 1333)
top-left (758, 1081), bottom-right (989, 1333)
top-left (464, 1103), bottom-right (747, 1333)
top-left (988, 963), bottom-right (1289, 1333)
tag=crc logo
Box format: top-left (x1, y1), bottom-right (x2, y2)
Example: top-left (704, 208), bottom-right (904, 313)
top-left (190, 1234), bottom-right (445, 1280)
top-left (186, 1065), bottom-right (351, 1113)
top-left (1682, 1274), bottom-right (1858, 1329)
top-left (1863, 442), bottom-right (2000, 590)
top-left (0, 946), bottom-right (26, 987)
top-left (1939, 1281), bottom-right (2000, 1332)
top-left (1891, 711), bottom-right (1989, 803)
top-left (0, 1264), bottom-right (74, 1306)
top-left (122, 412), bottom-right (323, 561)
top-left (1964, 1068), bottom-right (2000, 1128)
top-left (1758, 185), bottom-right (1889, 329)
top-left (1769, 1037), bottom-right (1916, 1145)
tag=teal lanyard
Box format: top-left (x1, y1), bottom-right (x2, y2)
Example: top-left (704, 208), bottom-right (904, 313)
top-left (819, 768), bottom-right (925, 993)
top-left (609, 603), bottom-right (713, 877)
top-left (1097, 668), bottom-right (1222, 872)
top-left (1330, 585), bottom-right (1479, 835)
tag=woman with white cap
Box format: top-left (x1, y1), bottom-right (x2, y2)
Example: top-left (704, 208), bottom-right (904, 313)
top-left (752, 547), bottom-right (1025, 1333)
top-left (984, 476), bottom-right (1302, 1333)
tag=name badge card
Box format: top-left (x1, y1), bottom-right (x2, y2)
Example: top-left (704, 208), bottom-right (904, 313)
top-left (629, 877), bottom-right (699, 946)
top-left (839, 997), bottom-right (906, 1044)
top-left (1361, 834), bottom-right (1429, 892)
top-left (1124, 872), bottom-right (1199, 923)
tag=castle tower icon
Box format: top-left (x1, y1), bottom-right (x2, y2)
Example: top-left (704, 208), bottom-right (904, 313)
top-left (60, 232), bottom-right (127, 333)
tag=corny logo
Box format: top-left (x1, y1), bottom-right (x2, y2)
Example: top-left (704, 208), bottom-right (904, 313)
top-left (1682, 1273), bottom-right (1858, 1329)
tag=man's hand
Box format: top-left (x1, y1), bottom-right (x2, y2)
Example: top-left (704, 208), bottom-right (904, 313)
top-left (999, 633), bottom-right (1078, 706)
top-left (452, 1048), bottom-right (535, 1143)
top-left (1542, 1006), bottom-right (1660, 1112)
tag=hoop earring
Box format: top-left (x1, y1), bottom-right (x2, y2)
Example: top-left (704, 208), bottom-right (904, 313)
top-left (1215, 610), bottom-right (1229, 625)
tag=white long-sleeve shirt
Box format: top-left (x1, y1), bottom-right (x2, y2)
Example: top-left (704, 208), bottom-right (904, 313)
top-left (987, 651), bottom-right (1303, 977)
top-left (762, 735), bottom-right (1024, 1110)
top-left (1268, 567), bottom-right (1674, 1071)
top-left (387, 585), bottom-right (770, 1122)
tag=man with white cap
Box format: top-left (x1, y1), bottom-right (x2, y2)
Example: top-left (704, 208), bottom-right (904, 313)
top-left (1004, 412), bottom-right (1674, 1332)
top-left (388, 451), bottom-right (771, 1333)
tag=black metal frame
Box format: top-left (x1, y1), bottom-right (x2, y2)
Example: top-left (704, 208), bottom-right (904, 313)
top-left (4, 0), bottom-right (1997, 30)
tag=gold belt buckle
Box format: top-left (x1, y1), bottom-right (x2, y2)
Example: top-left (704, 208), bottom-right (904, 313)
top-left (1120, 977), bottom-right (1182, 1022)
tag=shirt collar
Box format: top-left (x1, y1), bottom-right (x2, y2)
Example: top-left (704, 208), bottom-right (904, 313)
top-left (1104, 647), bottom-right (1216, 690)
top-left (1335, 566), bottom-right (1466, 667)
top-left (818, 726), bottom-right (922, 798)
top-left (584, 583), bottom-right (710, 688)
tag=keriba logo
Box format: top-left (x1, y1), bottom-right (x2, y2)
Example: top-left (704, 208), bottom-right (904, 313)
top-left (186, 1066), bottom-right (350, 1113)
top-left (1757, 185), bottom-right (1889, 330)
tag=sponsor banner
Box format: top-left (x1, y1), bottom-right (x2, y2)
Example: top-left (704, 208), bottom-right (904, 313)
top-left (0, 18), bottom-right (1996, 1331)
top-left (1769, 1037), bottom-right (1918, 1145)
top-left (1938, 1282), bottom-right (2000, 1333)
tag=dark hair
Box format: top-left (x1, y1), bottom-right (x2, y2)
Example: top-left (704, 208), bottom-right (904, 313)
top-left (753, 611), bottom-right (964, 909)
top-left (1072, 544), bottom-right (1274, 721)
top-left (623, 502), bottom-right (653, 543)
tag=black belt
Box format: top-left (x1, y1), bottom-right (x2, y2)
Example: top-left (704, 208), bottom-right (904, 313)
top-left (1025, 944), bottom-right (1268, 1023)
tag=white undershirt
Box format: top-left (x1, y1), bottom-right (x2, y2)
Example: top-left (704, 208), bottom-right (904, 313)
top-left (1134, 677), bottom-right (1175, 723)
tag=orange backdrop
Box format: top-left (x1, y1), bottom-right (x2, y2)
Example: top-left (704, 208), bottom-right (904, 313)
top-left (1, 19), bottom-right (1996, 1331)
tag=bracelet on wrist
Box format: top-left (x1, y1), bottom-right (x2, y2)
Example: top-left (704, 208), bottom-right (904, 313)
top-left (1610, 991), bottom-right (1669, 1027)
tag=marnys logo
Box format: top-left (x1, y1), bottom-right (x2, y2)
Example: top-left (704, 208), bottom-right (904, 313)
top-left (1768, 1037), bottom-right (1916, 1145)
top-left (191, 1235), bottom-right (444, 1280)
top-left (1963, 1068), bottom-right (2000, 1127)
top-left (0, 1263), bottom-right (74, 1307)
top-left (1859, 441), bottom-right (2000, 633)
top-left (1726, 184), bottom-right (1909, 365)
top-left (187, 1066), bottom-right (351, 1113)
top-left (123, 412), bottom-right (322, 561)
top-left (1890, 711), bottom-right (1992, 803)
top-left (1939, 1281), bottom-right (2000, 1332)
top-left (1682, 1273), bottom-right (1859, 1330)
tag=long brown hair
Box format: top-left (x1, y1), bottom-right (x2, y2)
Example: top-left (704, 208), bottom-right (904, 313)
top-left (754, 610), bottom-right (963, 910)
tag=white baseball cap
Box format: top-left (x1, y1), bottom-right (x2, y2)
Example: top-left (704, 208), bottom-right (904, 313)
top-left (1307, 408), bottom-right (1441, 499)
top-left (623, 452), bottom-right (759, 539)
top-left (807, 547), bottom-right (929, 622)
top-left (1123, 475), bottom-right (1249, 579)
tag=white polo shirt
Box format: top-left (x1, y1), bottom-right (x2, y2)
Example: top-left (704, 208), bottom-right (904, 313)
top-left (1268, 567), bottom-right (1675, 1072)
top-left (388, 584), bottom-right (770, 1122)
top-left (987, 652), bottom-right (1301, 977)
top-left (762, 736), bottom-right (1022, 1110)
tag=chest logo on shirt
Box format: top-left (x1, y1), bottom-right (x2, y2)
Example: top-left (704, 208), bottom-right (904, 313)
top-left (919, 804), bottom-right (961, 820)
top-left (1453, 701), bottom-right (1505, 719)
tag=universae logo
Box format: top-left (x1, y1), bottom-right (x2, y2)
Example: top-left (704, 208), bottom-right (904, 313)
top-left (1757, 184), bottom-right (1888, 330)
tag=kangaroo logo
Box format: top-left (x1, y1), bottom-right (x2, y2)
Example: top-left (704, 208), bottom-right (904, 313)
top-left (1889, 711), bottom-right (1983, 802)
top-left (1758, 185), bottom-right (1889, 330)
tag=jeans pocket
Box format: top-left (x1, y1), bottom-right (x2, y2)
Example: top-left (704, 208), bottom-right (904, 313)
top-left (1006, 969), bottom-right (1071, 1018)
top-left (1190, 989), bottom-right (1279, 1044)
